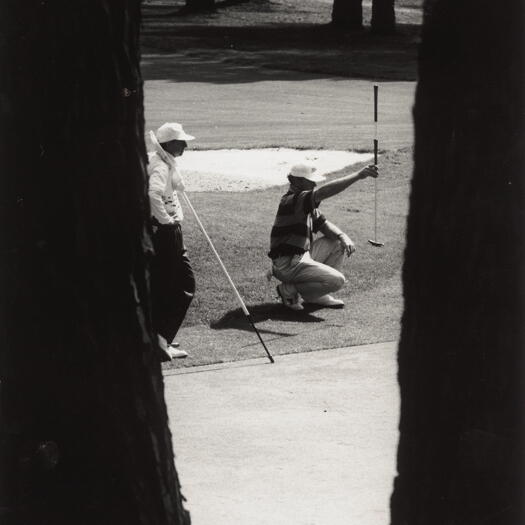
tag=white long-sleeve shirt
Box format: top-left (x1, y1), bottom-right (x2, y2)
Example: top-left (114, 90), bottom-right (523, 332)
top-left (147, 151), bottom-right (185, 224)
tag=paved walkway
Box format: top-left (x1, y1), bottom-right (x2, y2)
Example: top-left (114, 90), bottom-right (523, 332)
top-left (164, 341), bottom-right (399, 525)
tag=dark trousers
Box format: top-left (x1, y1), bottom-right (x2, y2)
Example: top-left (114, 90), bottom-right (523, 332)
top-left (151, 223), bottom-right (195, 344)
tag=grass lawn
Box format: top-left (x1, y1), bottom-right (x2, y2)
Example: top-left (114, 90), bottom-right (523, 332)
top-left (142, 0), bottom-right (422, 81)
top-left (166, 147), bottom-right (412, 368)
top-left (139, 0), bottom-right (418, 367)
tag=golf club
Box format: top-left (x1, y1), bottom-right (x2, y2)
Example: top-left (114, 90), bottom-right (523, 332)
top-left (181, 191), bottom-right (275, 364)
top-left (368, 84), bottom-right (384, 247)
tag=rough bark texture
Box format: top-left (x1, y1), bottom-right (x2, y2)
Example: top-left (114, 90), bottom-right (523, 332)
top-left (0, 2), bottom-right (191, 524)
top-left (371, 0), bottom-right (396, 34)
top-left (391, 0), bottom-right (524, 524)
top-left (331, 0), bottom-right (363, 31)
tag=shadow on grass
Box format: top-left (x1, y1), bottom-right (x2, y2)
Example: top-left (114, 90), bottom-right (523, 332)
top-left (238, 321), bottom-right (346, 351)
top-left (210, 302), bottom-right (347, 352)
top-left (143, 0), bottom-right (255, 17)
top-left (211, 301), bottom-right (326, 334)
top-left (141, 23), bottom-right (420, 83)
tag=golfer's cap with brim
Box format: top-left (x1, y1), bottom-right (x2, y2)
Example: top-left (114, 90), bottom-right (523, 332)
top-left (155, 122), bottom-right (195, 143)
top-left (289, 163), bottom-right (326, 183)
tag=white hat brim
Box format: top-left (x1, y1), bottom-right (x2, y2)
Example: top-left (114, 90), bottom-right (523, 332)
top-left (304, 173), bottom-right (326, 183)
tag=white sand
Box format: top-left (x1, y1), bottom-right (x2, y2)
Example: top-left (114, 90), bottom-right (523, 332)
top-left (176, 148), bottom-right (374, 192)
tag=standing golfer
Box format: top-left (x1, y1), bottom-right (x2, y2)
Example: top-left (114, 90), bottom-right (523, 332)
top-left (269, 162), bottom-right (378, 310)
top-left (148, 122), bottom-right (195, 360)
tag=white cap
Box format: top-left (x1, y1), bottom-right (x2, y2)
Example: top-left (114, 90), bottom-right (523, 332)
top-left (155, 122), bottom-right (195, 143)
top-left (289, 163), bottom-right (325, 183)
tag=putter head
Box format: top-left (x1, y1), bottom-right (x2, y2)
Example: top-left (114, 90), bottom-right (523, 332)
top-left (368, 239), bottom-right (384, 247)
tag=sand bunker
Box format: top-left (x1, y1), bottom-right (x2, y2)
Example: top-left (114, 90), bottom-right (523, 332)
top-left (176, 148), bottom-right (374, 192)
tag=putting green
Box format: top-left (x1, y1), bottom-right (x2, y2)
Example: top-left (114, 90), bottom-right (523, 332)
top-left (143, 53), bottom-right (415, 152)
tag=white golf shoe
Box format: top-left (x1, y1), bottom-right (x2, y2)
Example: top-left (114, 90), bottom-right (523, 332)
top-left (158, 335), bottom-right (188, 360)
top-left (305, 294), bottom-right (345, 309)
top-left (168, 346), bottom-right (188, 359)
top-left (276, 284), bottom-right (304, 311)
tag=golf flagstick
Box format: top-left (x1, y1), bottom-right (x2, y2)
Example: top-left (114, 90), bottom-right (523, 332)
top-left (368, 84), bottom-right (384, 247)
top-left (181, 191), bottom-right (274, 363)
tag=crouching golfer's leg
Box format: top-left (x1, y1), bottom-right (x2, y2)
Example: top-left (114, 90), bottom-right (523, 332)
top-left (268, 161), bottom-right (377, 311)
top-left (305, 235), bottom-right (346, 307)
top-left (273, 238), bottom-right (346, 310)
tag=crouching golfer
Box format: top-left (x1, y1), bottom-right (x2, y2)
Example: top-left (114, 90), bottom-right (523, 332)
top-left (148, 122), bottom-right (196, 360)
top-left (268, 162), bottom-right (378, 310)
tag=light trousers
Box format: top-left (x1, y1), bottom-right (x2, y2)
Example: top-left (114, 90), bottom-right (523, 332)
top-left (272, 236), bottom-right (346, 301)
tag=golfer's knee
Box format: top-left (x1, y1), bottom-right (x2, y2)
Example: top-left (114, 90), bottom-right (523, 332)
top-left (328, 237), bottom-right (341, 253)
top-left (327, 271), bottom-right (345, 292)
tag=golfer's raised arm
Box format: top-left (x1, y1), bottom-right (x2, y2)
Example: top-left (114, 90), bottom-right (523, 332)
top-left (314, 165), bottom-right (378, 202)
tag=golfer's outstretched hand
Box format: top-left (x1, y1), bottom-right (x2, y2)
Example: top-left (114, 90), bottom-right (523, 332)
top-left (359, 165), bottom-right (379, 179)
top-left (339, 234), bottom-right (356, 257)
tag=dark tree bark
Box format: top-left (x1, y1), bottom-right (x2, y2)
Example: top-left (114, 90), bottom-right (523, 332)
top-left (371, 0), bottom-right (396, 34)
top-left (331, 0), bottom-right (363, 31)
top-left (391, 0), bottom-right (524, 524)
top-left (0, 2), bottom-right (190, 524)
top-left (185, 0), bottom-right (215, 12)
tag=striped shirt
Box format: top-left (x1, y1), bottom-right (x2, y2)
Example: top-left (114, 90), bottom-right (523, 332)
top-left (268, 189), bottom-right (327, 259)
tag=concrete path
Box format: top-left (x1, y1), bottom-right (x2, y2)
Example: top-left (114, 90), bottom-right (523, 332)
top-left (164, 341), bottom-right (399, 525)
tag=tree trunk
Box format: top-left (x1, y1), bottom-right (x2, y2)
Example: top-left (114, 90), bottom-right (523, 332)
top-left (0, 2), bottom-right (190, 524)
top-left (331, 0), bottom-right (363, 31)
top-left (391, 0), bottom-right (524, 524)
top-left (371, 0), bottom-right (396, 34)
top-left (185, 0), bottom-right (215, 12)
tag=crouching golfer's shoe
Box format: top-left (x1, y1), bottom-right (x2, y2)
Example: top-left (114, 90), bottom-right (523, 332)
top-left (305, 294), bottom-right (345, 309)
top-left (276, 284), bottom-right (304, 311)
